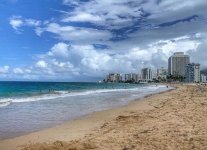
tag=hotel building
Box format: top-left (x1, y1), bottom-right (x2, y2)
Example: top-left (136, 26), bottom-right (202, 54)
top-left (168, 52), bottom-right (190, 76)
top-left (201, 75), bottom-right (207, 83)
top-left (141, 68), bottom-right (152, 81)
top-left (124, 73), bottom-right (138, 82)
top-left (185, 63), bottom-right (200, 83)
top-left (200, 68), bottom-right (207, 83)
top-left (106, 73), bottom-right (122, 82)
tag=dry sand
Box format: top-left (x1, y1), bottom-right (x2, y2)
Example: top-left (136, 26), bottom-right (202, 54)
top-left (1, 84), bottom-right (207, 150)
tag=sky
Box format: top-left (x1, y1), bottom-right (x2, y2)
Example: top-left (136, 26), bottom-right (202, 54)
top-left (0, 0), bottom-right (207, 81)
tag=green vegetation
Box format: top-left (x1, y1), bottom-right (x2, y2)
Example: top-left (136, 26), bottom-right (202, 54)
top-left (167, 74), bottom-right (186, 82)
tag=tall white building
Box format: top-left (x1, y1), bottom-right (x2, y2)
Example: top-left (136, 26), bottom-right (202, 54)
top-left (124, 74), bottom-right (131, 81)
top-left (168, 52), bottom-right (190, 76)
top-left (141, 68), bottom-right (152, 81)
top-left (201, 75), bottom-right (207, 83)
top-left (131, 73), bottom-right (138, 82)
top-left (185, 63), bottom-right (200, 83)
top-left (124, 73), bottom-right (138, 82)
top-left (106, 73), bottom-right (122, 82)
top-left (200, 68), bottom-right (207, 76)
top-left (200, 68), bottom-right (207, 83)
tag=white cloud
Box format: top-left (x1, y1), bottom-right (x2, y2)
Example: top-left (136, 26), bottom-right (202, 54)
top-left (9, 16), bottom-right (41, 32)
top-left (146, 0), bottom-right (207, 22)
top-left (48, 42), bottom-right (69, 58)
top-left (60, 0), bottom-right (207, 32)
top-left (25, 69), bottom-right (32, 74)
top-left (36, 60), bottom-right (48, 68)
top-left (13, 68), bottom-right (24, 74)
top-left (62, 0), bottom-right (144, 29)
top-left (37, 23), bottom-right (112, 44)
top-left (32, 43), bottom-right (135, 78)
top-left (15, 34), bottom-right (203, 80)
top-left (0, 66), bottom-right (9, 74)
top-left (63, 13), bottom-right (103, 22)
top-left (35, 27), bottom-right (44, 36)
top-left (5, 0), bottom-right (207, 80)
top-left (188, 39), bottom-right (207, 68)
top-left (9, 16), bottom-right (23, 30)
top-left (25, 19), bottom-right (41, 26)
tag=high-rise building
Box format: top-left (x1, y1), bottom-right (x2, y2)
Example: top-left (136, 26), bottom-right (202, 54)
top-left (157, 67), bottom-right (168, 79)
top-left (124, 74), bottom-right (131, 81)
top-left (200, 68), bottom-right (207, 76)
top-left (141, 68), bottom-right (152, 81)
top-left (168, 52), bottom-right (190, 76)
top-left (201, 75), bottom-right (207, 83)
top-left (185, 63), bottom-right (200, 83)
top-left (200, 68), bottom-right (207, 83)
top-left (131, 73), bottom-right (138, 82)
top-left (106, 73), bottom-right (121, 82)
top-left (137, 74), bottom-right (142, 81)
top-left (124, 73), bottom-right (138, 82)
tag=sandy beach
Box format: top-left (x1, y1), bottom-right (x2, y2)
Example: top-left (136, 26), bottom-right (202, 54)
top-left (1, 84), bottom-right (207, 150)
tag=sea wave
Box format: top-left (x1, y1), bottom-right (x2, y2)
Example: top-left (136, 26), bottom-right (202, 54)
top-left (0, 85), bottom-right (167, 107)
top-left (0, 99), bottom-right (12, 107)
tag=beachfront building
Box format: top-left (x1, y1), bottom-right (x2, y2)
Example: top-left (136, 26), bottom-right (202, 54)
top-left (200, 68), bottom-right (207, 76)
top-left (157, 67), bottom-right (168, 80)
top-left (137, 74), bottom-right (142, 81)
top-left (141, 68), bottom-right (152, 81)
top-left (124, 74), bottom-right (131, 82)
top-left (106, 73), bottom-right (122, 82)
top-left (185, 63), bottom-right (200, 83)
top-left (131, 73), bottom-right (138, 82)
top-left (168, 52), bottom-right (190, 76)
top-left (200, 68), bottom-right (207, 83)
top-left (124, 73), bottom-right (138, 82)
top-left (201, 75), bottom-right (207, 83)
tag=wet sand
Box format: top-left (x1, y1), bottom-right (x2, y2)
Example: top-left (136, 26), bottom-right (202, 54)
top-left (1, 84), bottom-right (207, 150)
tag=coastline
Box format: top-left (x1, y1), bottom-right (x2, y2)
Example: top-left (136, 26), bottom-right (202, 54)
top-left (0, 83), bottom-right (168, 140)
top-left (0, 85), bottom-right (173, 150)
top-left (2, 84), bottom-right (207, 149)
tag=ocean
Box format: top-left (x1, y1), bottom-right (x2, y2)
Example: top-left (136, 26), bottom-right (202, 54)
top-left (0, 81), bottom-right (171, 139)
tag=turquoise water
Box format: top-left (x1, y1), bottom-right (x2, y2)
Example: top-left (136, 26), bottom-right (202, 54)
top-left (0, 82), bottom-right (170, 139)
top-left (0, 82), bottom-right (142, 102)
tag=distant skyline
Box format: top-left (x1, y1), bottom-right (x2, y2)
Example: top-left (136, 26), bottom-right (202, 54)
top-left (0, 0), bottom-right (207, 81)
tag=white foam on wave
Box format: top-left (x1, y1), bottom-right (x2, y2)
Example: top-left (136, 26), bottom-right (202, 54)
top-left (0, 85), bottom-right (168, 107)
top-left (0, 99), bottom-right (12, 107)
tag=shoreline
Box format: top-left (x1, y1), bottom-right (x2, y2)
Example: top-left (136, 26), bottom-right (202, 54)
top-left (0, 85), bottom-right (174, 150)
top-left (0, 84), bottom-right (170, 140)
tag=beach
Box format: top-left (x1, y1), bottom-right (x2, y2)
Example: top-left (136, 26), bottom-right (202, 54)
top-left (0, 84), bottom-right (207, 150)
top-left (0, 83), bottom-right (168, 139)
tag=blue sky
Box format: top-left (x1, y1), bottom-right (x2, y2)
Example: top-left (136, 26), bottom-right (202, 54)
top-left (0, 0), bottom-right (207, 81)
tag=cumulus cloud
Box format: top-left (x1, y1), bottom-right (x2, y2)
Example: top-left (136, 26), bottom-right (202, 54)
top-left (6, 0), bottom-right (207, 80)
top-left (48, 42), bottom-right (70, 58)
top-left (32, 37), bottom-right (201, 80)
top-left (13, 68), bottom-right (24, 74)
top-left (0, 66), bottom-right (9, 74)
top-left (188, 39), bottom-right (207, 68)
top-left (36, 60), bottom-right (48, 68)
